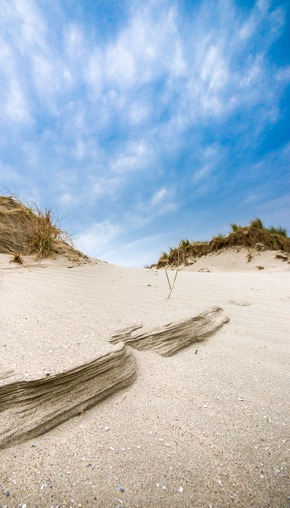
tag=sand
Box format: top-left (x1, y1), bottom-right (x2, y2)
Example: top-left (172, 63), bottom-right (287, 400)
top-left (0, 251), bottom-right (289, 507)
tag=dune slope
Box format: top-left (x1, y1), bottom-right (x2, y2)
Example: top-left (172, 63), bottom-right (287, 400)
top-left (0, 253), bottom-right (289, 507)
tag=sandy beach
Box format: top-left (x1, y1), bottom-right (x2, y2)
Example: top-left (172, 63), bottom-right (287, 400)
top-left (1, 0), bottom-right (290, 504)
top-left (0, 251), bottom-right (289, 507)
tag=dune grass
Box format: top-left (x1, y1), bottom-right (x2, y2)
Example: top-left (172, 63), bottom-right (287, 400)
top-left (155, 218), bottom-right (290, 268)
top-left (268, 225), bottom-right (288, 237)
top-left (27, 206), bottom-right (68, 258)
top-left (10, 253), bottom-right (24, 264)
top-left (0, 195), bottom-right (74, 259)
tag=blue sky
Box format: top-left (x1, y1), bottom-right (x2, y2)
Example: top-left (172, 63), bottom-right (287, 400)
top-left (1, 0), bottom-right (289, 267)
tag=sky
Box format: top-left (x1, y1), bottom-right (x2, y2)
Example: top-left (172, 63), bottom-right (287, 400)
top-left (0, 0), bottom-right (290, 267)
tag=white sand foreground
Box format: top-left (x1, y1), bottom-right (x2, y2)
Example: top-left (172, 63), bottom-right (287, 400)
top-left (0, 251), bottom-right (289, 507)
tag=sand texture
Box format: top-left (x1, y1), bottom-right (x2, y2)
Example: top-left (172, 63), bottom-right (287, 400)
top-left (0, 252), bottom-right (289, 507)
top-left (110, 307), bottom-right (229, 356)
top-left (0, 343), bottom-right (136, 450)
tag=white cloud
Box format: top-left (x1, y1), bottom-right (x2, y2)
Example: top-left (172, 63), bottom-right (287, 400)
top-left (14, 0), bottom-right (46, 45)
top-left (88, 176), bottom-right (122, 201)
top-left (1, 0), bottom-right (287, 129)
top-left (2, 0), bottom-right (286, 146)
top-left (149, 188), bottom-right (177, 216)
top-left (73, 139), bottom-right (86, 160)
top-left (65, 25), bottom-right (85, 57)
top-left (94, 231), bottom-right (171, 267)
top-left (32, 54), bottom-right (58, 97)
top-left (239, 18), bottom-right (256, 41)
top-left (0, 41), bottom-right (14, 76)
top-left (151, 188), bottom-right (168, 206)
top-left (257, 0), bottom-right (270, 13)
top-left (128, 187), bottom-right (177, 228)
top-left (106, 42), bottom-right (136, 87)
top-left (103, 4), bottom-right (184, 90)
top-left (276, 66), bottom-right (290, 83)
top-left (0, 163), bottom-right (23, 186)
top-left (127, 100), bottom-right (151, 126)
top-left (4, 79), bottom-right (32, 124)
top-left (192, 143), bottom-right (224, 185)
top-left (158, 202), bottom-right (177, 215)
top-left (75, 221), bottom-right (122, 256)
top-left (86, 49), bottom-right (103, 95)
top-left (58, 192), bottom-right (78, 207)
top-left (0, 0), bottom-right (289, 267)
top-left (200, 45), bottom-right (228, 92)
top-left (192, 164), bottom-right (214, 185)
top-left (111, 140), bottom-right (152, 173)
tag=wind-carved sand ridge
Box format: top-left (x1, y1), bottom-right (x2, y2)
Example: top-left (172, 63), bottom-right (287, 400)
top-left (0, 307), bottom-right (229, 449)
top-left (0, 343), bottom-right (136, 449)
top-left (110, 306), bottom-right (229, 356)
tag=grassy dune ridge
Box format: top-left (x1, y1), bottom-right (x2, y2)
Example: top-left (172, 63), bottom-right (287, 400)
top-left (0, 195), bottom-right (84, 261)
top-left (156, 218), bottom-right (290, 268)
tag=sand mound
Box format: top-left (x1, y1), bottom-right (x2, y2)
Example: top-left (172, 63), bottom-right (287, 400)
top-left (0, 256), bottom-right (229, 449)
top-left (156, 220), bottom-right (290, 269)
top-left (0, 195), bottom-right (85, 261)
top-left (0, 257), bottom-right (289, 506)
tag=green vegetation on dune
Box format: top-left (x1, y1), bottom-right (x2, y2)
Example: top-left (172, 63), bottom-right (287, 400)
top-left (156, 218), bottom-right (290, 268)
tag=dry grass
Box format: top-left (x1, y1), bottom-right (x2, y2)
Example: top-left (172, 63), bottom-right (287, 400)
top-left (10, 253), bottom-right (24, 265)
top-left (155, 218), bottom-right (290, 268)
top-left (26, 205), bottom-right (71, 259)
top-left (0, 196), bottom-right (83, 260)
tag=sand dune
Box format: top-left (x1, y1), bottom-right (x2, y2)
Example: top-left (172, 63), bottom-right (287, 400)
top-left (167, 247), bottom-right (290, 273)
top-left (0, 252), bottom-right (289, 507)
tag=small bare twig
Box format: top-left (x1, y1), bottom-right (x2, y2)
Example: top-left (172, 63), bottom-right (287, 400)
top-left (116, 394), bottom-right (127, 405)
top-left (167, 249), bottom-right (179, 299)
top-left (165, 269), bottom-right (172, 290)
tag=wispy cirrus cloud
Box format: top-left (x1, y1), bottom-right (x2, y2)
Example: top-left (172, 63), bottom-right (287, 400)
top-left (76, 220), bottom-right (123, 256)
top-left (0, 0), bottom-right (289, 265)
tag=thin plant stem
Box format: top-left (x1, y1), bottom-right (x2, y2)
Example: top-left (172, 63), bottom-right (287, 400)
top-left (165, 269), bottom-right (172, 290)
top-left (167, 249), bottom-right (179, 299)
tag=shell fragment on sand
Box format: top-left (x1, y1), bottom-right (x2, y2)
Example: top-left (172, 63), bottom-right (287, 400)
top-left (0, 343), bottom-right (136, 449)
top-left (110, 306), bottom-right (229, 357)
